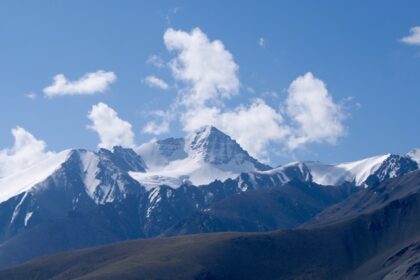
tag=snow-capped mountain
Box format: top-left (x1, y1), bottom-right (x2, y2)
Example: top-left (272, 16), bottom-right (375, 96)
top-left (80, 147), bottom-right (146, 203)
top-left (134, 126), bottom-right (419, 190)
top-left (0, 126), bottom-right (418, 268)
top-left (134, 126), bottom-right (271, 188)
top-left (301, 153), bottom-right (418, 187)
top-left (234, 162), bottom-right (312, 192)
top-left (185, 126), bottom-right (269, 171)
top-left (0, 150), bottom-right (72, 204)
top-left (0, 147), bottom-right (147, 206)
top-left (0, 147), bottom-right (147, 244)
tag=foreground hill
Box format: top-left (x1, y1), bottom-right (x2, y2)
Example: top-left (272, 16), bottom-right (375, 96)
top-left (2, 170), bottom-right (419, 280)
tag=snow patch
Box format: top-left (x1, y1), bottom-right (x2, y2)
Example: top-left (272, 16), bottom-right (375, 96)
top-left (79, 151), bottom-right (101, 198)
top-left (129, 173), bottom-right (182, 190)
top-left (134, 126), bottom-right (265, 188)
top-left (146, 187), bottom-right (162, 218)
top-left (129, 157), bottom-right (238, 188)
top-left (24, 212), bottom-right (33, 227)
top-left (306, 154), bottom-right (390, 186)
top-left (10, 192), bottom-right (28, 224)
top-left (0, 150), bottom-right (71, 203)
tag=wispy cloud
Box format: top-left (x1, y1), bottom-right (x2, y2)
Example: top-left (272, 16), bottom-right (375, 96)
top-left (147, 55), bottom-right (165, 68)
top-left (401, 26), bottom-right (420, 46)
top-left (43, 70), bottom-right (116, 97)
top-left (261, 91), bottom-right (279, 99)
top-left (144, 75), bottom-right (169, 90)
top-left (142, 109), bottom-right (171, 135)
top-left (25, 92), bottom-right (37, 100)
top-left (165, 7), bottom-right (181, 26)
top-left (258, 37), bottom-right (266, 48)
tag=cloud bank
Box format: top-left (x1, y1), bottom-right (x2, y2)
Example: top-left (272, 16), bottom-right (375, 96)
top-left (44, 70), bottom-right (116, 97)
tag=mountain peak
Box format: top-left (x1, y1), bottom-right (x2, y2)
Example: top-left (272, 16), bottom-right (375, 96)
top-left (189, 125), bottom-right (226, 141)
top-left (186, 126), bottom-right (230, 151)
top-left (98, 146), bottom-right (147, 172)
top-left (186, 126), bottom-right (239, 161)
top-left (185, 125), bottom-right (270, 170)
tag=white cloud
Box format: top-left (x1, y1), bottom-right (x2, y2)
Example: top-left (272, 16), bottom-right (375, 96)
top-left (160, 28), bottom-right (290, 158)
top-left (144, 75), bottom-right (169, 90)
top-left (142, 110), bottom-right (171, 135)
top-left (179, 72), bottom-right (345, 157)
top-left (43, 70), bottom-right (116, 97)
top-left (261, 91), bottom-right (279, 99)
top-left (147, 55), bottom-right (165, 68)
top-left (165, 7), bottom-right (181, 26)
top-left (87, 102), bottom-right (135, 149)
top-left (25, 92), bottom-right (37, 100)
top-left (181, 99), bottom-right (290, 160)
top-left (144, 28), bottom-right (348, 161)
top-left (285, 72), bottom-right (345, 149)
top-left (401, 26), bottom-right (420, 46)
top-left (0, 127), bottom-right (53, 177)
top-left (143, 120), bottom-right (170, 135)
top-left (164, 28), bottom-right (240, 107)
top-left (258, 37), bottom-right (266, 48)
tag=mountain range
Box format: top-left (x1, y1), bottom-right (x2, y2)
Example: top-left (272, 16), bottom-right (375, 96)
top-left (2, 168), bottom-right (420, 280)
top-left (0, 125), bottom-right (419, 278)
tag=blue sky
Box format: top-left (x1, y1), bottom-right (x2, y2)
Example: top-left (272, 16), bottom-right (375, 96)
top-left (1, 0), bottom-right (420, 164)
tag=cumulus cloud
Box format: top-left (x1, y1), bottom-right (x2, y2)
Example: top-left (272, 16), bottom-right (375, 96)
top-left (144, 75), bottom-right (169, 90)
top-left (401, 26), bottom-right (420, 46)
top-left (0, 127), bottom-right (53, 177)
top-left (164, 28), bottom-right (240, 106)
top-left (144, 28), bottom-right (347, 160)
top-left (43, 70), bottom-right (116, 97)
top-left (87, 102), bottom-right (135, 149)
top-left (285, 72), bottom-right (345, 149)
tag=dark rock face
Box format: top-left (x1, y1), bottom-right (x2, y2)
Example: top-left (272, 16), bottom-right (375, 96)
top-left (365, 155), bottom-right (418, 187)
top-left (163, 180), bottom-right (355, 236)
top-left (156, 137), bottom-right (188, 161)
top-left (100, 146), bottom-right (148, 172)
